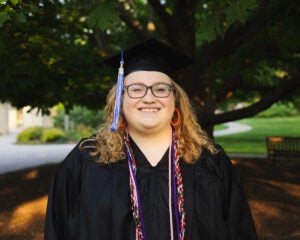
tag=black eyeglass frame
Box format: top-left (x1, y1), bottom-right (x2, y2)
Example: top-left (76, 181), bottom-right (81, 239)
top-left (123, 83), bottom-right (175, 99)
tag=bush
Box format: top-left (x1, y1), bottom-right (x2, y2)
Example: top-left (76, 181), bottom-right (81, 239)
top-left (17, 127), bottom-right (66, 144)
top-left (53, 104), bottom-right (104, 131)
top-left (17, 127), bottom-right (43, 143)
top-left (41, 128), bottom-right (66, 143)
top-left (64, 125), bottom-right (94, 142)
top-left (256, 102), bottom-right (299, 118)
top-left (52, 104), bottom-right (102, 141)
top-left (76, 124), bottom-right (94, 138)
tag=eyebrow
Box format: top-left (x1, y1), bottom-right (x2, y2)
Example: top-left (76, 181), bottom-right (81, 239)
top-left (124, 81), bottom-right (171, 86)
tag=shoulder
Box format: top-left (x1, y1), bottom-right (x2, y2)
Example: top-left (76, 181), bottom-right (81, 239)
top-left (78, 136), bottom-right (99, 161)
top-left (193, 144), bottom-right (233, 179)
top-left (198, 144), bottom-right (230, 164)
top-left (56, 135), bottom-right (99, 173)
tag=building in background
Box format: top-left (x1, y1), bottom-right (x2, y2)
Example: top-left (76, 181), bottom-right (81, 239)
top-left (0, 102), bottom-right (52, 135)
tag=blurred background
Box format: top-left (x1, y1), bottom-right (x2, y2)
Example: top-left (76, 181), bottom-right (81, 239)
top-left (0, 0), bottom-right (300, 239)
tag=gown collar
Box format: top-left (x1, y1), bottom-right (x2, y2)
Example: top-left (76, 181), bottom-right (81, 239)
top-left (129, 136), bottom-right (169, 168)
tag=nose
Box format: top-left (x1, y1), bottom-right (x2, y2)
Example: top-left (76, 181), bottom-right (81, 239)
top-left (142, 87), bottom-right (156, 101)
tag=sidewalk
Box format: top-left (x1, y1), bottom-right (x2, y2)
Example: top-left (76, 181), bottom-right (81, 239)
top-left (0, 122), bottom-right (260, 174)
top-left (0, 129), bottom-right (75, 174)
top-left (213, 122), bottom-right (252, 136)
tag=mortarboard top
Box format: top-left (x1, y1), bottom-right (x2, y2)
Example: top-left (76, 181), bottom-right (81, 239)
top-left (104, 38), bottom-right (194, 77)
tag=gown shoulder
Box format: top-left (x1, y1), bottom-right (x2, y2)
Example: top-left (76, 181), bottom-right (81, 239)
top-left (189, 144), bottom-right (258, 240)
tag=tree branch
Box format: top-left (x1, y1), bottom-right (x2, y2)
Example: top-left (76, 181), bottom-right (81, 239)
top-left (200, 75), bottom-right (300, 126)
top-left (117, 3), bottom-right (150, 40)
top-left (148, 0), bottom-right (173, 26)
top-left (198, 1), bottom-right (272, 69)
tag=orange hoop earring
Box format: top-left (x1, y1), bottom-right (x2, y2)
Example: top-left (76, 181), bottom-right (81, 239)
top-left (119, 122), bottom-right (127, 128)
top-left (171, 108), bottom-right (181, 127)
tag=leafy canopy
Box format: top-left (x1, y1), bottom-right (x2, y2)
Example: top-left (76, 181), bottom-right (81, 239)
top-left (0, 0), bottom-right (299, 131)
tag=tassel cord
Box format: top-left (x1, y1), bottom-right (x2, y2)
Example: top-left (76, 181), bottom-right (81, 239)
top-left (110, 51), bottom-right (124, 131)
top-left (168, 133), bottom-right (174, 240)
top-left (125, 140), bottom-right (147, 240)
top-left (124, 129), bottom-right (185, 240)
top-left (171, 134), bottom-right (181, 240)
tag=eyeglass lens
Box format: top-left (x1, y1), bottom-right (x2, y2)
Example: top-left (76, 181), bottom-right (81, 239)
top-left (125, 83), bottom-right (172, 98)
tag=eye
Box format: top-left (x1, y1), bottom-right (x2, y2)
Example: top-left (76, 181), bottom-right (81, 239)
top-left (153, 84), bottom-right (168, 92)
top-left (129, 85), bottom-right (144, 92)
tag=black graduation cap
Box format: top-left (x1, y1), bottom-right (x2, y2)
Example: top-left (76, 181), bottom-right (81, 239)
top-left (104, 38), bottom-right (194, 77)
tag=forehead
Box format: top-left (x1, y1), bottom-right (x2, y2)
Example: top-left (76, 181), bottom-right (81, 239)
top-left (124, 71), bottom-right (172, 85)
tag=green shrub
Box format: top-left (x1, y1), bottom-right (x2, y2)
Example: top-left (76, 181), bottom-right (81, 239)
top-left (64, 130), bottom-right (82, 142)
top-left (41, 128), bottom-right (66, 143)
top-left (17, 127), bottom-right (66, 143)
top-left (76, 124), bottom-right (94, 138)
top-left (53, 104), bottom-right (104, 131)
top-left (62, 125), bottom-right (95, 142)
top-left (256, 102), bottom-right (298, 118)
top-left (17, 127), bottom-right (43, 143)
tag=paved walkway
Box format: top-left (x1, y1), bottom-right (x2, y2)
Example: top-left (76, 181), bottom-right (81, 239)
top-left (0, 129), bottom-right (75, 174)
top-left (0, 122), bottom-right (255, 174)
top-left (213, 122), bottom-right (252, 137)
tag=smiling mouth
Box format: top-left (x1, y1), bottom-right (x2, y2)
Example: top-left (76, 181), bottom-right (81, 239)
top-left (138, 108), bottom-right (160, 112)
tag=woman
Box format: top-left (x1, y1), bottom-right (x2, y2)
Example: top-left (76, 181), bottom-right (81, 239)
top-left (45, 39), bottom-right (257, 240)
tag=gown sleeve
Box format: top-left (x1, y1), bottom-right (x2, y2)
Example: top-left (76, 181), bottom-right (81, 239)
top-left (44, 142), bottom-right (83, 240)
top-left (217, 146), bottom-right (258, 240)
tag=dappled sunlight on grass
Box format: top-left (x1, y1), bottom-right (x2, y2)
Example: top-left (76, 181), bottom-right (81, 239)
top-left (23, 170), bottom-right (39, 180)
top-left (8, 195), bottom-right (47, 229)
top-left (0, 195), bottom-right (47, 240)
top-left (231, 158), bottom-right (258, 168)
top-left (0, 164), bottom-right (57, 239)
top-left (257, 179), bottom-right (300, 199)
top-left (0, 159), bottom-right (300, 240)
top-left (251, 200), bottom-right (281, 218)
top-left (233, 158), bottom-right (300, 240)
top-left (250, 198), bottom-right (300, 240)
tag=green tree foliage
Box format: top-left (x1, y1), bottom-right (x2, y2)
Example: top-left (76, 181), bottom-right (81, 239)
top-left (1, 0), bottom-right (300, 136)
top-left (256, 102), bottom-right (299, 118)
top-left (53, 104), bottom-right (104, 130)
top-left (0, 0), bottom-right (111, 112)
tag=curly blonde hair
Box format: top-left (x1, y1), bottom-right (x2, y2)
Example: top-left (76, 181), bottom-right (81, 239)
top-left (80, 81), bottom-right (217, 164)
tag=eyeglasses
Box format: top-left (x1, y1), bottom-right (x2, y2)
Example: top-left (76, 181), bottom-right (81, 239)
top-left (124, 83), bottom-right (174, 99)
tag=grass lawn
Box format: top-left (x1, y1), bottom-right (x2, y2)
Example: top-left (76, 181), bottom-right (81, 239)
top-left (214, 117), bottom-right (300, 154)
top-left (213, 124), bottom-right (228, 131)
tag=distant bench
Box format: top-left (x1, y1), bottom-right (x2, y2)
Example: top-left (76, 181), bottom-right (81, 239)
top-left (266, 136), bottom-right (300, 161)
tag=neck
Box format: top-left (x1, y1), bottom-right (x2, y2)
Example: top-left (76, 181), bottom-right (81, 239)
top-left (127, 126), bottom-right (172, 166)
top-left (128, 126), bottom-right (172, 146)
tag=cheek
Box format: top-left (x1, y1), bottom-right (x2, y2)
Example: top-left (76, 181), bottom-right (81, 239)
top-left (164, 95), bottom-right (176, 108)
top-left (122, 97), bottom-right (129, 114)
top-left (122, 96), bottom-right (135, 114)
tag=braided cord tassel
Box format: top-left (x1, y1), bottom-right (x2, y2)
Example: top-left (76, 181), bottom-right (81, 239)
top-left (173, 132), bottom-right (186, 240)
top-left (124, 129), bottom-right (185, 240)
top-left (124, 133), bottom-right (147, 240)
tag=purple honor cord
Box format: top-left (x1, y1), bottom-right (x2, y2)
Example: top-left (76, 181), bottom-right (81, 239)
top-left (125, 144), bottom-right (147, 240)
top-left (171, 133), bottom-right (181, 240)
top-left (125, 130), bottom-right (182, 240)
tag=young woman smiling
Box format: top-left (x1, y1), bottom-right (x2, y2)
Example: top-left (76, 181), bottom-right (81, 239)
top-left (45, 39), bottom-right (257, 240)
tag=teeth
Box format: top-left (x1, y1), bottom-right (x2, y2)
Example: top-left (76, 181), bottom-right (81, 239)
top-left (140, 108), bottom-right (158, 112)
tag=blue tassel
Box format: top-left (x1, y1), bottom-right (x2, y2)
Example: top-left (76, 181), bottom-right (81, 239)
top-left (110, 51), bottom-right (124, 131)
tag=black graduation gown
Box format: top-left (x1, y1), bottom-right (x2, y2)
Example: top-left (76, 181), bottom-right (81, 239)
top-left (44, 139), bottom-right (257, 240)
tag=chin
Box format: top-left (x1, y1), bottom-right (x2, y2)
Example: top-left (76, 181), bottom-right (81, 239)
top-left (141, 122), bottom-right (170, 130)
top-left (140, 123), bottom-right (158, 129)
